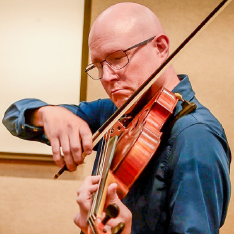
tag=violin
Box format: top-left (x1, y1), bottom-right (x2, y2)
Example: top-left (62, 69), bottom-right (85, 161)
top-left (54, 1), bottom-right (231, 233)
top-left (86, 88), bottom-right (181, 234)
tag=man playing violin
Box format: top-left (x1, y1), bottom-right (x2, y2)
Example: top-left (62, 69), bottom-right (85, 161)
top-left (3, 2), bottom-right (231, 234)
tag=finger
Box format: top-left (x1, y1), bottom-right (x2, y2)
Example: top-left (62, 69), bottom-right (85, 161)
top-left (77, 175), bottom-right (101, 196)
top-left (90, 175), bottom-right (101, 184)
top-left (86, 184), bottom-right (99, 196)
top-left (73, 212), bottom-right (80, 226)
top-left (74, 212), bottom-right (89, 234)
top-left (106, 183), bottom-right (119, 205)
top-left (77, 176), bottom-right (101, 211)
top-left (79, 124), bottom-right (93, 155)
top-left (77, 183), bottom-right (99, 204)
top-left (69, 130), bottom-right (83, 165)
top-left (50, 138), bottom-right (64, 167)
top-left (60, 135), bottom-right (77, 171)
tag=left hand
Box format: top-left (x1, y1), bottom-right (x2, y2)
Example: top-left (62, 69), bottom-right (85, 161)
top-left (74, 175), bottom-right (100, 233)
top-left (74, 175), bottom-right (132, 234)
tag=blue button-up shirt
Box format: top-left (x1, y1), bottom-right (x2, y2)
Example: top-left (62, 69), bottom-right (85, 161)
top-left (2, 75), bottom-right (231, 234)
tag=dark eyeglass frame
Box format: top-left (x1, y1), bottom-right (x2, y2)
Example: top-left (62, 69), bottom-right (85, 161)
top-left (85, 36), bottom-right (156, 80)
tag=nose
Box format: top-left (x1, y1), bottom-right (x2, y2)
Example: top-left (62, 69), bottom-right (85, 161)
top-left (102, 63), bottom-right (119, 82)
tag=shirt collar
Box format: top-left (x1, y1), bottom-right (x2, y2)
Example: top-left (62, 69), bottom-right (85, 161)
top-left (172, 74), bottom-right (195, 102)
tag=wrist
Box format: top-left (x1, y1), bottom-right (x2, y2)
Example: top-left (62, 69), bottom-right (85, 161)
top-left (25, 106), bottom-right (46, 127)
top-left (33, 107), bottom-right (45, 126)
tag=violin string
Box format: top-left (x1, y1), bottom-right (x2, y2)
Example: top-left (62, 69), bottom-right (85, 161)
top-left (93, 132), bottom-right (110, 213)
top-left (88, 217), bottom-right (97, 234)
top-left (88, 136), bottom-right (105, 220)
top-left (98, 134), bottom-right (109, 176)
top-left (91, 135), bottom-right (108, 214)
top-left (95, 137), bottom-right (105, 176)
top-left (89, 131), bottom-right (111, 219)
top-left (99, 133), bottom-right (110, 176)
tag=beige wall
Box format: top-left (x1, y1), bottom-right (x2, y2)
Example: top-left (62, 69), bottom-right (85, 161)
top-left (0, 0), bottom-right (233, 233)
top-left (0, 155), bottom-right (96, 234)
top-left (0, 0), bottom-right (84, 155)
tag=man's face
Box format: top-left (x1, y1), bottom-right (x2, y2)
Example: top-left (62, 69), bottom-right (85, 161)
top-left (89, 34), bottom-right (163, 108)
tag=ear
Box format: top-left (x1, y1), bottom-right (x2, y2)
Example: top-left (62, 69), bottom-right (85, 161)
top-left (154, 34), bottom-right (169, 59)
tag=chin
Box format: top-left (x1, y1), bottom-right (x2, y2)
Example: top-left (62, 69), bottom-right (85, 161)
top-left (112, 99), bottom-right (125, 108)
top-left (114, 102), bottom-right (122, 108)
top-left (110, 95), bottom-right (126, 108)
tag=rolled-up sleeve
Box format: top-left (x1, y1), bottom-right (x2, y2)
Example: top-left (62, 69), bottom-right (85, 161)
top-left (2, 99), bottom-right (50, 144)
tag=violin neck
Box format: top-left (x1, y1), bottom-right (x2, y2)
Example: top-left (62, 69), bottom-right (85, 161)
top-left (88, 135), bottom-right (119, 227)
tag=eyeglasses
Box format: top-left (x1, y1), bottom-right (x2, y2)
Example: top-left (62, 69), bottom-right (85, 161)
top-left (85, 36), bottom-right (156, 80)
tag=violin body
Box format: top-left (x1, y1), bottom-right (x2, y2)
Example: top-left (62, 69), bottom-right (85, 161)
top-left (109, 88), bottom-right (179, 199)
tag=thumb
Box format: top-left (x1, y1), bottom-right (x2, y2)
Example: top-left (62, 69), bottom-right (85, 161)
top-left (105, 183), bottom-right (119, 205)
top-left (104, 183), bottom-right (132, 234)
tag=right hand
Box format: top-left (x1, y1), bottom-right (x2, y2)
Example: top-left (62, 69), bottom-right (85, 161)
top-left (32, 105), bottom-right (93, 171)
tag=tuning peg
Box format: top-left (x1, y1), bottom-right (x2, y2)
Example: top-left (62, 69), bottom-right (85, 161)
top-left (102, 204), bottom-right (119, 225)
top-left (111, 222), bottom-right (125, 234)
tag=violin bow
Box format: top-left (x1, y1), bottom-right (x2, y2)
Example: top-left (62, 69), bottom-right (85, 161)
top-left (54, 0), bottom-right (232, 179)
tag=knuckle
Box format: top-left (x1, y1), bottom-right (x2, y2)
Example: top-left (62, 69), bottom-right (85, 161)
top-left (62, 148), bottom-right (70, 156)
top-left (72, 152), bottom-right (84, 165)
top-left (76, 196), bottom-right (81, 204)
top-left (67, 122), bottom-right (74, 131)
top-left (80, 124), bottom-right (91, 135)
top-left (52, 148), bottom-right (60, 156)
top-left (76, 196), bottom-right (80, 204)
top-left (73, 216), bottom-right (78, 225)
top-left (49, 130), bottom-right (59, 139)
top-left (65, 160), bottom-right (77, 171)
top-left (77, 189), bottom-right (81, 196)
top-left (73, 214), bottom-right (80, 227)
top-left (82, 129), bottom-right (92, 138)
top-left (71, 145), bottom-right (81, 153)
top-left (54, 157), bottom-right (62, 164)
top-left (86, 175), bottom-right (93, 182)
top-left (52, 154), bottom-right (64, 166)
top-left (74, 158), bottom-right (83, 165)
top-left (82, 176), bottom-right (91, 185)
top-left (66, 164), bottom-right (77, 172)
top-left (82, 141), bottom-right (92, 150)
top-left (76, 195), bottom-right (85, 207)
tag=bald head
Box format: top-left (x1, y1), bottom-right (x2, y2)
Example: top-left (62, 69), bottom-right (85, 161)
top-left (87, 2), bottom-right (179, 107)
top-left (89, 2), bottom-right (165, 49)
